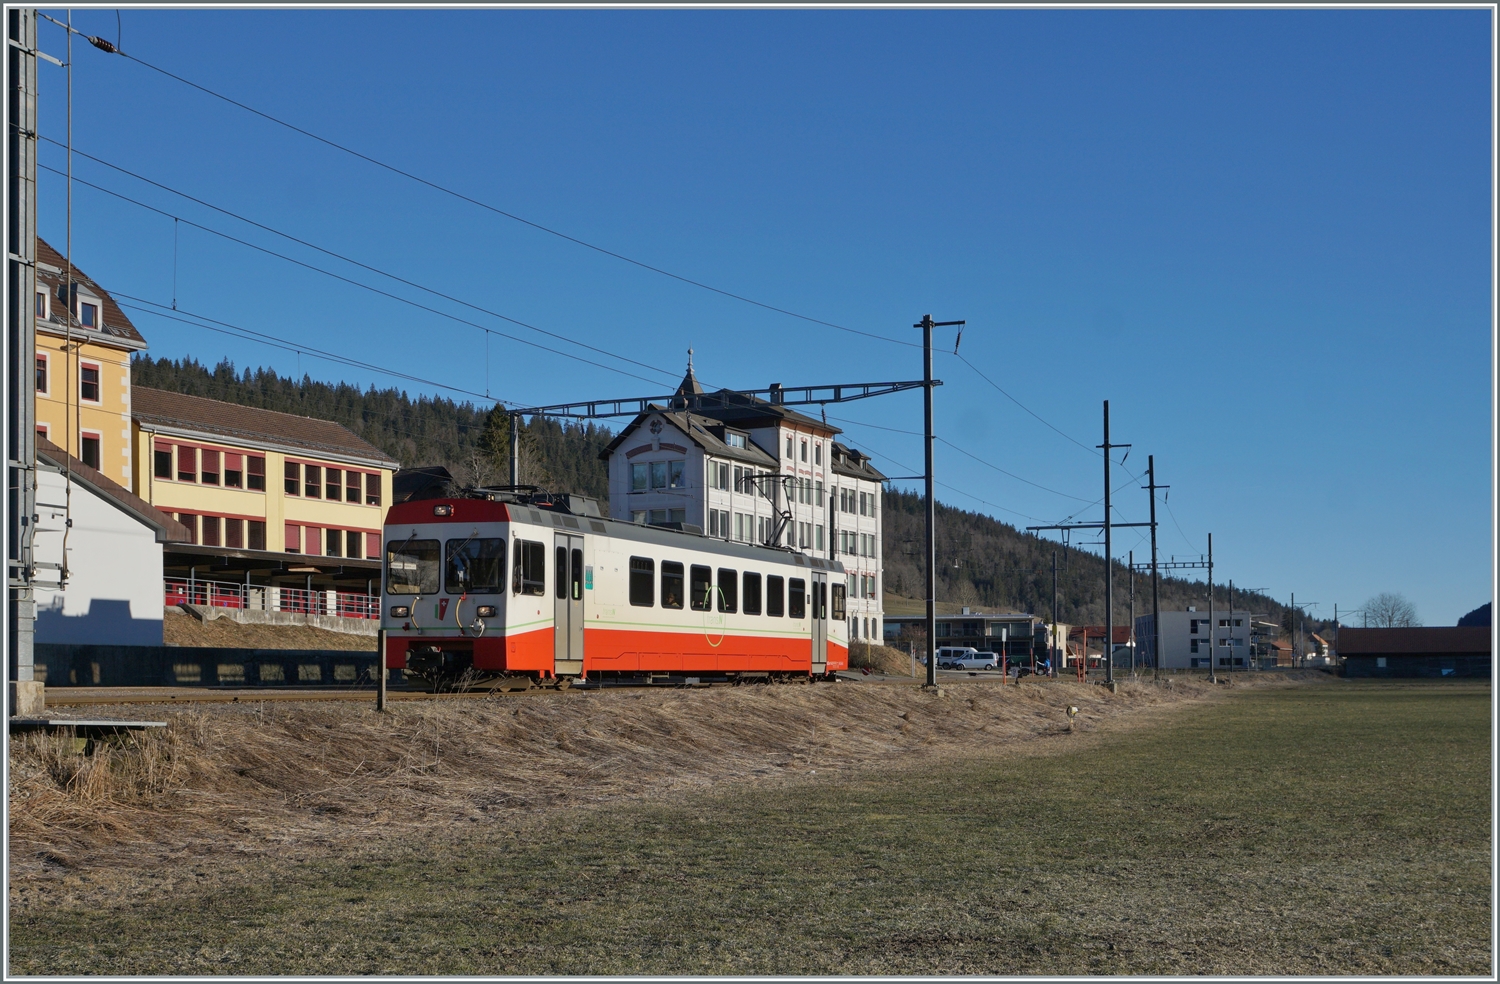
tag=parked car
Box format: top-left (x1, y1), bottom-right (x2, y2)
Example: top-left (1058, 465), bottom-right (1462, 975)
top-left (948, 650), bottom-right (1001, 671)
top-left (935, 646), bottom-right (980, 669)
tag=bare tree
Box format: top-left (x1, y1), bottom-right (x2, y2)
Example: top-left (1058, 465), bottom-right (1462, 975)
top-left (1362, 592), bottom-right (1421, 628)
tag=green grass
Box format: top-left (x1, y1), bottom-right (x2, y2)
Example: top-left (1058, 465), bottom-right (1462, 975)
top-left (10, 680), bottom-right (1491, 975)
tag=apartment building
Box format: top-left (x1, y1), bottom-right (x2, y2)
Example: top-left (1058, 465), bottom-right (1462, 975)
top-left (600, 359), bottom-right (885, 638)
top-left (131, 387), bottom-right (398, 562)
top-left (32, 238), bottom-right (148, 490)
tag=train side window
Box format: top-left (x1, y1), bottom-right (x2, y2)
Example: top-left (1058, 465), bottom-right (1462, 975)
top-left (629, 557), bottom-right (655, 606)
top-left (766, 575), bottom-right (784, 617)
top-left (571, 548), bottom-right (584, 601)
top-left (789, 578), bottom-right (806, 619)
top-left (555, 547), bottom-right (568, 599)
top-left (832, 582), bottom-right (847, 621)
top-left (661, 561), bottom-right (684, 609)
top-left (717, 568), bottom-right (737, 613)
top-left (690, 565), bottom-right (712, 611)
top-left (742, 572), bottom-right (762, 615)
top-left (514, 540), bottom-right (545, 596)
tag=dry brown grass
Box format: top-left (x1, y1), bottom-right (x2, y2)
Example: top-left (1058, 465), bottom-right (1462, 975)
top-left (7, 672), bottom-right (1317, 913)
top-left (846, 640), bottom-right (918, 676)
top-left (163, 610), bottom-right (376, 651)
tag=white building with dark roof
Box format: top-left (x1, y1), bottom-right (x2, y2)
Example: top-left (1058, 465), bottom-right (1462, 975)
top-left (600, 356), bottom-right (885, 642)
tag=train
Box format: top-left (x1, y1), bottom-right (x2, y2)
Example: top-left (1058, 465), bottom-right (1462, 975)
top-left (381, 487), bottom-right (849, 689)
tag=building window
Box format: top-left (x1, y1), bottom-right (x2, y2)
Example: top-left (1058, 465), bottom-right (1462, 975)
top-left (346, 470), bottom-right (360, 502)
top-left (365, 472), bottom-right (381, 507)
top-left (647, 508), bottom-right (686, 526)
top-left (814, 443), bottom-right (822, 465)
top-left (326, 528), bottom-right (342, 558)
top-left (35, 354), bottom-right (47, 395)
top-left (178, 446), bottom-right (197, 483)
top-left (154, 442), bottom-right (172, 480)
top-left (285, 523), bottom-right (301, 553)
top-left (304, 464), bottom-right (321, 498)
top-left (285, 461), bottom-right (300, 495)
top-left (177, 513), bottom-right (197, 545)
top-left (366, 532), bottom-right (380, 559)
top-left (800, 439), bottom-right (807, 462)
top-left (35, 289), bottom-right (48, 319)
top-left (304, 526), bottom-right (321, 556)
top-left (346, 530), bottom-right (362, 560)
top-left (79, 363), bottom-right (100, 403)
top-left (202, 515), bottom-right (221, 547)
top-left (78, 300), bottom-right (98, 328)
top-left (36, 424), bottom-right (48, 442)
top-left (201, 449), bottom-right (220, 485)
top-left (726, 432), bottom-right (746, 449)
top-left (326, 467), bottom-right (343, 501)
top-left (80, 432), bottom-right (101, 469)
top-left (785, 435), bottom-right (793, 459)
top-left (815, 524), bottom-right (824, 551)
top-left (247, 455), bottom-right (265, 491)
top-left (248, 521), bottom-right (266, 551)
top-left (631, 462), bottom-right (648, 491)
top-left (224, 453), bottom-right (243, 488)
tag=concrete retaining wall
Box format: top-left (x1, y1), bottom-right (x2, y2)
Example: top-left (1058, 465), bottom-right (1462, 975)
top-left (175, 604), bottom-right (378, 636)
top-left (35, 643), bottom-right (402, 688)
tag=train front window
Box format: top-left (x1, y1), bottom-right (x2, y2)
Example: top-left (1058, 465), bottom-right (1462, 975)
top-left (789, 578), bottom-right (806, 619)
top-left (514, 539), bottom-right (545, 596)
top-left (766, 575), bottom-right (784, 617)
top-left (690, 565), bottom-right (712, 611)
top-left (387, 538), bottom-right (439, 595)
top-left (661, 561), bottom-right (684, 609)
top-left (446, 537), bottom-right (505, 593)
top-left (717, 568), bottom-right (737, 613)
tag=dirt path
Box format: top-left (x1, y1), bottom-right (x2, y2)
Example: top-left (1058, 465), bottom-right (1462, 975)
top-left (8, 672), bottom-right (1326, 912)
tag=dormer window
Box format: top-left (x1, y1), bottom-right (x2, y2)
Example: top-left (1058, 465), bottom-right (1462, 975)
top-left (79, 301), bottom-right (98, 328)
top-left (34, 289), bottom-right (48, 319)
top-left (725, 432), bottom-right (746, 449)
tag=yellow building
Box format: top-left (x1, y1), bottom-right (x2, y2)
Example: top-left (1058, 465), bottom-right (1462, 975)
top-left (33, 238), bottom-right (147, 491)
top-left (132, 386), bottom-right (397, 554)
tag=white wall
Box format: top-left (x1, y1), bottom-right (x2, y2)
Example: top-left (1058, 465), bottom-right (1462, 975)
top-left (32, 464), bottom-right (166, 646)
top-left (1136, 609), bottom-right (1254, 669)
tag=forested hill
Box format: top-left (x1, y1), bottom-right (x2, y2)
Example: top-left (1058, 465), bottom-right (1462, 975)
top-left (130, 356), bottom-right (613, 500)
top-left (134, 356), bottom-right (1321, 635)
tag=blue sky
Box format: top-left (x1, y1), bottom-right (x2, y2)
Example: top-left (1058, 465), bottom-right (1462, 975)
top-left (34, 8), bottom-right (1493, 625)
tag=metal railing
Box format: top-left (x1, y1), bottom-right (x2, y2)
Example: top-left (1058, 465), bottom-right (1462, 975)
top-left (164, 578), bottom-right (378, 619)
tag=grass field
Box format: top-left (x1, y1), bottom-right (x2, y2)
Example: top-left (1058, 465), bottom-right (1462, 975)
top-left (8, 679), bottom-right (1491, 974)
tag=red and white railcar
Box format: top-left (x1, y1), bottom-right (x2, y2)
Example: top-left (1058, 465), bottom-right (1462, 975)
top-left (381, 490), bottom-right (848, 688)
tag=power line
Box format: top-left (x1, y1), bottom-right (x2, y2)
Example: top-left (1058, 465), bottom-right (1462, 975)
top-left (59, 25), bottom-right (917, 351)
top-left (950, 351), bottom-right (1098, 457)
top-left (117, 295), bottom-right (509, 406)
top-left (935, 437), bottom-right (1095, 504)
top-left (40, 162), bottom-right (671, 388)
top-left (38, 138), bottom-right (682, 386)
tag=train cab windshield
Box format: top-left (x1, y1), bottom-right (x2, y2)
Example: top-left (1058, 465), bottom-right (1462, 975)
top-left (446, 537), bottom-right (506, 593)
top-left (387, 538), bottom-right (440, 594)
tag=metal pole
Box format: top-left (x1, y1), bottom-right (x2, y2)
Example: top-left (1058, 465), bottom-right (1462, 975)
top-left (508, 411), bottom-right (520, 486)
top-left (1128, 549), bottom-right (1135, 675)
top-left (1148, 456), bottom-right (1162, 682)
top-left (8, 7), bottom-right (39, 712)
top-left (1228, 580), bottom-right (1235, 674)
top-left (1207, 533), bottom-right (1215, 683)
top-left (1051, 549), bottom-right (1058, 677)
top-left (920, 315), bottom-right (937, 688)
top-left (376, 627), bottom-right (387, 711)
top-left (1103, 401), bottom-right (1113, 686)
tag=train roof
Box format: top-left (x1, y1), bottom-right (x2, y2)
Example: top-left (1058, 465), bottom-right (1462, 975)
top-left (388, 487), bottom-right (846, 574)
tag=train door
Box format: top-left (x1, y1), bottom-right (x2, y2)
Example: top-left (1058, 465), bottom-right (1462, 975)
top-left (553, 534), bottom-right (585, 676)
top-left (810, 571), bottom-right (828, 675)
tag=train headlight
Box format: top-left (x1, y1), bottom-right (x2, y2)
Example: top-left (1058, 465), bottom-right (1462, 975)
top-left (432, 504), bottom-right (453, 516)
top-left (389, 605), bottom-right (411, 618)
top-left (476, 605), bottom-right (497, 618)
